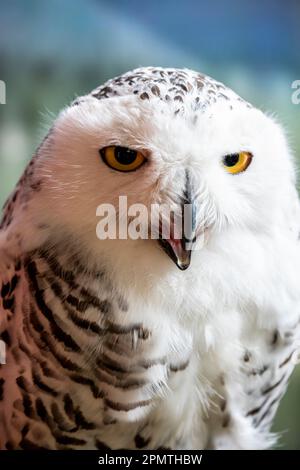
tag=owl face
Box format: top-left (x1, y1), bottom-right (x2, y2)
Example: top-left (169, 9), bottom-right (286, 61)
top-left (41, 68), bottom-right (294, 271)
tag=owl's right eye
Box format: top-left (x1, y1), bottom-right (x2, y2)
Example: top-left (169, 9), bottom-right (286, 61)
top-left (100, 146), bottom-right (146, 172)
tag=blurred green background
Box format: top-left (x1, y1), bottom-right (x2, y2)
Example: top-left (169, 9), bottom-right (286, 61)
top-left (0, 0), bottom-right (299, 449)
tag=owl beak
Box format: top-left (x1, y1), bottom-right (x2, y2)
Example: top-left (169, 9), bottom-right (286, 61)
top-left (158, 170), bottom-right (196, 271)
top-left (158, 237), bottom-right (192, 270)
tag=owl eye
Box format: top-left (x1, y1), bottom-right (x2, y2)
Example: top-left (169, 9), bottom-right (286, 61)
top-left (223, 151), bottom-right (252, 174)
top-left (100, 146), bottom-right (146, 172)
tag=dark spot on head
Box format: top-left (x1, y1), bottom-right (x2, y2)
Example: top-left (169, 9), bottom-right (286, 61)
top-left (219, 93), bottom-right (229, 101)
top-left (140, 92), bottom-right (149, 100)
top-left (174, 95), bottom-right (183, 102)
top-left (196, 80), bottom-right (204, 89)
top-left (179, 83), bottom-right (188, 92)
top-left (151, 85), bottom-right (160, 96)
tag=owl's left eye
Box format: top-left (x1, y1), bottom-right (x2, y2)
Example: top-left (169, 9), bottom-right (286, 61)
top-left (100, 146), bottom-right (146, 172)
top-left (223, 151), bottom-right (253, 174)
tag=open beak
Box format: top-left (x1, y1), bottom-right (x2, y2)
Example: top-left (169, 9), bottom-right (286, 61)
top-left (158, 237), bottom-right (192, 270)
top-left (158, 171), bottom-right (196, 271)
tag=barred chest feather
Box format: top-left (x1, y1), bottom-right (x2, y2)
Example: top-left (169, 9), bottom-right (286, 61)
top-left (0, 246), bottom-right (205, 449)
top-left (0, 241), bottom-right (299, 450)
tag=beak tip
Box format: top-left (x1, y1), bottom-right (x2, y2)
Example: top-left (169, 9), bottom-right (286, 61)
top-left (158, 239), bottom-right (191, 271)
top-left (176, 253), bottom-right (191, 270)
top-left (176, 261), bottom-right (190, 271)
top-left (158, 238), bottom-right (192, 271)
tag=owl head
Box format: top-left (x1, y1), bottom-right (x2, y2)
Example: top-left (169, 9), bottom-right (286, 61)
top-left (33, 67), bottom-right (295, 273)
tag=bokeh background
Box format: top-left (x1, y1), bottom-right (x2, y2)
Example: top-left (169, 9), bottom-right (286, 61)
top-left (0, 0), bottom-right (300, 449)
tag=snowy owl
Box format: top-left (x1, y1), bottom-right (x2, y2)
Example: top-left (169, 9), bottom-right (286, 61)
top-left (0, 67), bottom-right (300, 450)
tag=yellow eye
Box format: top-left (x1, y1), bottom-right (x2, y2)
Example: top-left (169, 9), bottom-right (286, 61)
top-left (100, 146), bottom-right (146, 172)
top-left (223, 151), bottom-right (253, 174)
